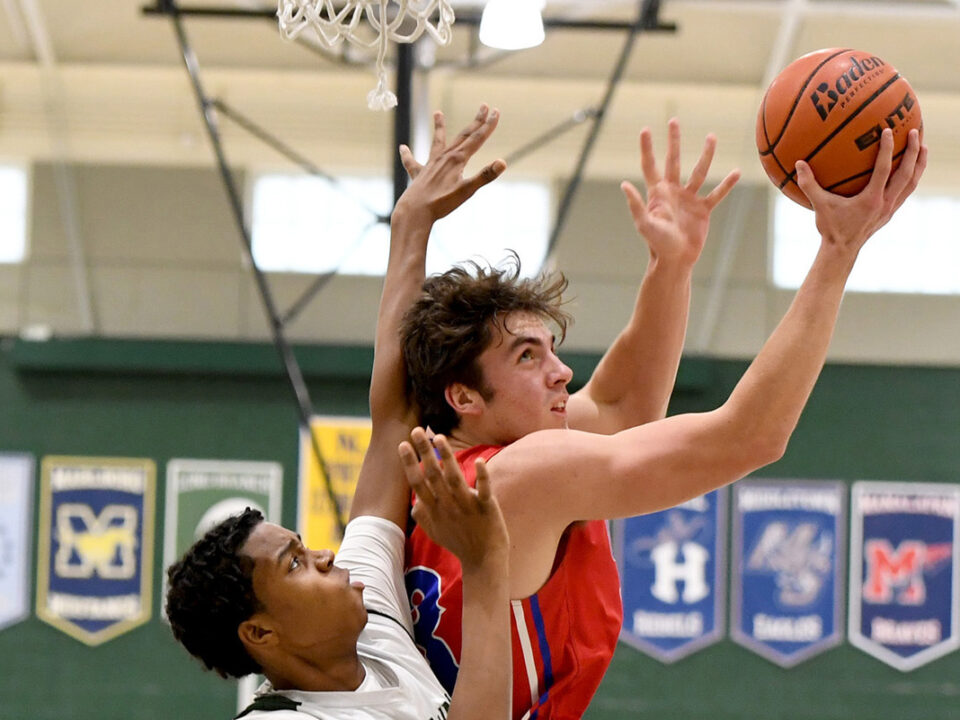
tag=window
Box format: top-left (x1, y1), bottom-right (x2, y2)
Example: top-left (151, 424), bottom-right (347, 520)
top-left (772, 192), bottom-right (960, 294)
top-left (250, 173), bottom-right (550, 277)
top-left (0, 165), bottom-right (28, 264)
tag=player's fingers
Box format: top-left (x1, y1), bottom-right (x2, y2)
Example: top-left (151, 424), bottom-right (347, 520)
top-left (883, 129), bottom-right (921, 201)
top-left (410, 427), bottom-right (443, 492)
top-left (459, 107), bottom-right (500, 157)
top-left (449, 104), bottom-right (490, 152)
top-left (621, 180), bottom-right (648, 227)
top-left (428, 111), bottom-right (447, 161)
top-left (890, 142), bottom-right (927, 216)
top-left (639, 128), bottom-right (661, 186)
top-left (794, 160), bottom-right (824, 206)
top-left (399, 145), bottom-right (422, 179)
top-left (399, 440), bottom-right (435, 505)
top-left (704, 167), bottom-right (741, 209)
top-left (431, 434), bottom-right (457, 487)
top-left (865, 128), bottom-right (894, 195)
top-left (432, 435), bottom-right (469, 504)
top-left (474, 458), bottom-right (491, 503)
top-left (461, 158), bottom-right (507, 197)
top-left (664, 118), bottom-right (681, 184)
top-left (686, 133), bottom-right (717, 193)
top-left (411, 498), bottom-right (432, 529)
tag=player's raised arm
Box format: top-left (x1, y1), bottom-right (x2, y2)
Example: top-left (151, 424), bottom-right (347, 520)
top-left (349, 105), bottom-right (506, 527)
top-left (399, 428), bottom-right (510, 720)
top-left (567, 119), bottom-right (740, 435)
top-left (495, 128), bottom-right (926, 590)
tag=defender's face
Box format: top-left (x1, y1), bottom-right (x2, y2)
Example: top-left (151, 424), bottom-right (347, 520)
top-left (242, 522), bottom-right (366, 652)
top-left (470, 311), bottom-right (573, 445)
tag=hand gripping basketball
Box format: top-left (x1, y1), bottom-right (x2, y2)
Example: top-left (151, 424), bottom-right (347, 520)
top-left (757, 48), bottom-right (923, 208)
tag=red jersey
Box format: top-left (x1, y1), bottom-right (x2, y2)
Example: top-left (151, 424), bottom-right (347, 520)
top-left (404, 445), bottom-right (623, 720)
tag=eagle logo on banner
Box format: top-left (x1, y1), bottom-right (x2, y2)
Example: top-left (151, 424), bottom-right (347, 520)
top-left (36, 457), bottom-right (155, 646)
top-left (849, 481), bottom-right (960, 671)
top-left (731, 481), bottom-right (845, 668)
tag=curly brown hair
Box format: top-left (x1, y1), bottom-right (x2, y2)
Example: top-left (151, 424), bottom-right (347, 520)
top-left (401, 255), bottom-right (571, 435)
top-left (165, 508), bottom-right (264, 679)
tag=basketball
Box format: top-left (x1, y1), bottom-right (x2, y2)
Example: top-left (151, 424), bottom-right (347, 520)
top-left (756, 48), bottom-right (923, 207)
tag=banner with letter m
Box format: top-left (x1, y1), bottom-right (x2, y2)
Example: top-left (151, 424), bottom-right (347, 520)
top-left (614, 489), bottom-right (727, 663)
top-left (36, 456), bottom-right (156, 646)
top-left (849, 481), bottom-right (960, 671)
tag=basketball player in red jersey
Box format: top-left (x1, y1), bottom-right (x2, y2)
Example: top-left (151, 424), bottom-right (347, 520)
top-left (388, 105), bottom-right (926, 718)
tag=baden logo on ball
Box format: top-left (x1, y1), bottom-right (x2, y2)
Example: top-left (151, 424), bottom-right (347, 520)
top-left (756, 48), bottom-right (923, 207)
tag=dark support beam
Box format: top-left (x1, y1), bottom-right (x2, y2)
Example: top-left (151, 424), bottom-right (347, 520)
top-left (393, 41), bottom-right (415, 209)
top-left (209, 98), bottom-right (387, 221)
top-left (161, 0), bottom-right (346, 539)
top-left (142, 4), bottom-right (677, 33)
top-left (547, 0), bottom-right (659, 256)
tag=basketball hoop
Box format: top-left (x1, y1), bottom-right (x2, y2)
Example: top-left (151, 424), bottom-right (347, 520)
top-left (277, 1), bottom-right (456, 111)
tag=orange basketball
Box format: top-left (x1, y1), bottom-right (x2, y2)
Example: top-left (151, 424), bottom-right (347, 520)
top-left (756, 48), bottom-right (923, 207)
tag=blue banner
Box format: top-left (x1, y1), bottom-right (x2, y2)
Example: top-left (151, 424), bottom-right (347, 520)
top-left (0, 454), bottom-right (34, 632)
top-left (614, 489), bottom-right (726, 663)
top-left (849, 482), bottom-right (960, 671)
top-left (731, 481), bottom-right (845, 667)
top-left (36, 457), bottom-right (156, 646)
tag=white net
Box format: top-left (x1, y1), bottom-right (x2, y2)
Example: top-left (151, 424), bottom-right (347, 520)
top-left (277, 0), bottom-right (456, 110)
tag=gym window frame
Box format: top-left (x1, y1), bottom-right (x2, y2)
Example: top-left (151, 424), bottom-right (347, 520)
top-left (0, 164), bottom-right (29, 264)
top-left (771, 191), bottom-right (960, 295)
top-left (248, 171), bottom-right (552, 278)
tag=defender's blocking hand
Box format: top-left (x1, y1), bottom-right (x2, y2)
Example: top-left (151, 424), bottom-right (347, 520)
top-left (395, 104), bottom-right (507, 224)
top-left (399, 427), bottom-right (508, 572)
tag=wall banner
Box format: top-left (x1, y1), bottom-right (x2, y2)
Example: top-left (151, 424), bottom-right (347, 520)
top-left (298, 416), bottom-right (370, 553)
top-left (614, 489), bottom-right (727, 663)
top-left (849, 481), bottom-right (960, 671)
top-left (162, 459), bottom-right (283, 615)
top-left (0, 454), bottom-right (34, 632)
top-left (731, 480), bottom-right (845, 668)
top-left (36, 456), bottom-right (156, 646)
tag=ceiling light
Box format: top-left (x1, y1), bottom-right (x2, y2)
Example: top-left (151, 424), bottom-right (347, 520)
top-left (479, 0), bottom-right (545, 51)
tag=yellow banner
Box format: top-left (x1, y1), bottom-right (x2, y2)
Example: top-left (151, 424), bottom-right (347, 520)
top-left (297, 416), bottom-right (371, 552)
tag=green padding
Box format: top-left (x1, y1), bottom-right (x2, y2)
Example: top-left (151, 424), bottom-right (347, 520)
top-left (4, 337), bottom-right (713, 391)
top-left (4, 336), bottom-right (374, 379)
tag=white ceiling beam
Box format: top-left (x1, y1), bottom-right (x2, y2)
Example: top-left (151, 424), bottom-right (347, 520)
top-left (16, 0), bottom-right (97, 334)
top-left (1, 0), bottom-right (30, 53)
top-left (760, 0), bottom-right (807, 90)
top-left (669, 0), bottom-right (959, 20)
top-left (694, 0), bottom-right (805, 354)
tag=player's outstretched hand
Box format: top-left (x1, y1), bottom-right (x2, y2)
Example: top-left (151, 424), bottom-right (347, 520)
top-left (620, 117), bottom-right (740, 268)
top-left (796, 127), bottom-right (927, 255)
top-left (399, 427), bottom-right (508, 572)
top-left (395, 104), bottom-right (507, 224)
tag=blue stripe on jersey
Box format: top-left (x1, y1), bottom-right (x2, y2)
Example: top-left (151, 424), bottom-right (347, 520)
top-left (529, 595), bottom-right (554, 714)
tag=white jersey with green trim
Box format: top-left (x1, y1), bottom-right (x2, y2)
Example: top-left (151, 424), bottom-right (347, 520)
top-left (237, 517), bottom-right (451, 720)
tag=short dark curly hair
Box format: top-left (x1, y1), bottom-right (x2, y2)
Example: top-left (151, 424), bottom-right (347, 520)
top-left (401, 254), bottom-right (571, 436)
top-left (165, 508), bottom-right (264, 679)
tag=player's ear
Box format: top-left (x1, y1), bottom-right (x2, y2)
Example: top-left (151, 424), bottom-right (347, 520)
top-left (445, 382), bottom-right (484, 416)
top-left (238, 614), bottom-right (278, 652)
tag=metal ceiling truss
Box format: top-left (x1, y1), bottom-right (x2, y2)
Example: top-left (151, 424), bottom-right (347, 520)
top-left (143, 0), bottom-right (679, 535)
top-left (154, 0), bottom-right (346, 537)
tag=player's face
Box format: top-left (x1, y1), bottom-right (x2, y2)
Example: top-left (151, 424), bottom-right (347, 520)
top-left (241, 522), bottom-right (367, 654)
top-left (470, 311), bottom-right (573, 444)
